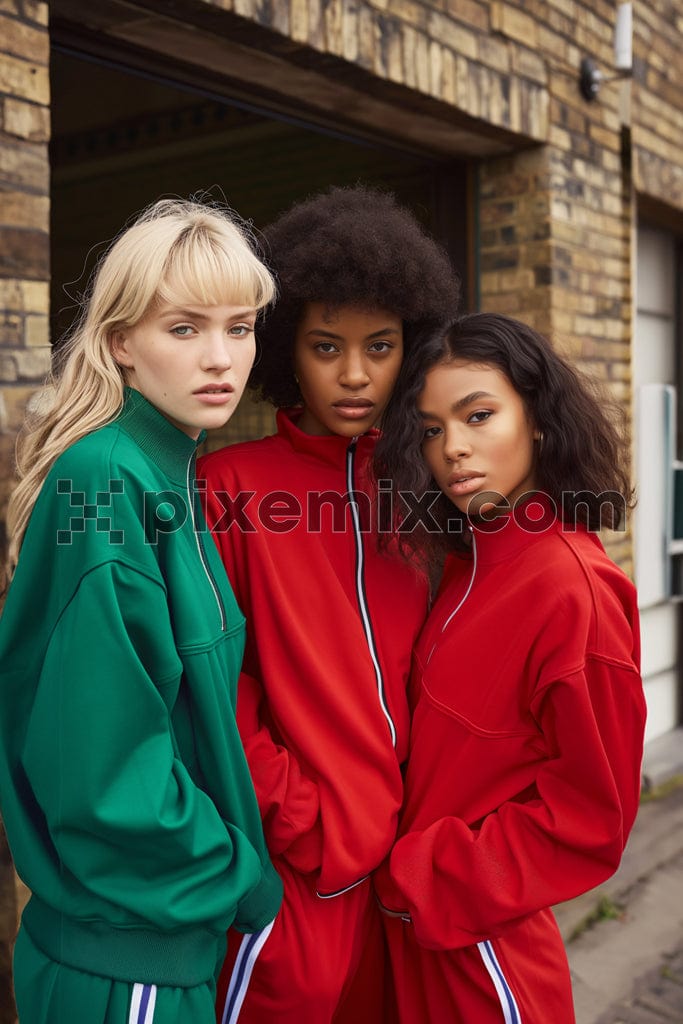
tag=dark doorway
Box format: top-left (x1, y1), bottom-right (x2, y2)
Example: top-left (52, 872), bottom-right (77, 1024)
top-left (50, 46), bottom-right (470, 444)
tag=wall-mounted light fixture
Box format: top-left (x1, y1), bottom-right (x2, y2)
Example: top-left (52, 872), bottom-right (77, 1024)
top-left (579, 2), bottom-right (633, 101)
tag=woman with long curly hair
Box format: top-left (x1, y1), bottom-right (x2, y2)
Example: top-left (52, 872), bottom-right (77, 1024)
top-left (0, 198), bottom-right (282, 1024)
top-left (373, 312), bottom-right (646, 1023)
top-left (199, 185), bottom-right (460, 1024)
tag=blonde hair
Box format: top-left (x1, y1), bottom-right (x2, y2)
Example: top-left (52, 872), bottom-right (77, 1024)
top-left (7, 197), bottom-right (275, 572)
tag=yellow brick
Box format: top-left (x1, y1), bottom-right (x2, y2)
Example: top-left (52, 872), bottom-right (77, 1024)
top-left (589, 124), bottom-right (621, 153)
top-left (441, 45), bottom-right (457, 104)
top-left (341, 1), bottom-right (358, 62)
top-left (0, 354), bottom-right (18, 383)
top-left (549, 124), bottom-right (572, 151)
top-left (2, 96), bottom-right (50, 140)
top-left (0, 12), bottom-right (48, 63)
top-left (466, 63), bottom-right (482, 118)
top-left (428, 12), bottom-right (478, 61)
top-left (21, 1), bottom-right (47, 26)
top-left (608, 360), bottom-right (632, 382)
top-left (0, 53), bottom-right (49, 104)
top-left (0, 191), bottom-right (49, 230)
top-left (480, 271), bottom-right (501, 293)
top-left (455, 53), bottom-right (470, 108)
top-left (384, 20), bottom-right (403, 83)
top-left (527, 85), bottom-right (549, 140)
top-left (387, 0), bottom-right (427, 29)
top-left (232, 0), bottom-right (257, 16)
top-left (0, 279), bottom-right (47, 313)
top-left (508, 74), bottom-right (521, 132)
top-left (499, 268), bottom-right (536, 291)
top-left (23, 280), bottom-right (49, 314)
top-left (477, 33), bottom-right (510, 74)
top-left (12, 347), bottom-right (51, 379)
top-left (402, 24), bottom-right (417, 89)
top-left (429, 40), bottom-right (443, 99)
top-left (445, 0), bottom-right (488, 32)
top-left (24, 314), bottom-right (49, 347)
top-left (414, 29), bottom-right (430, 93)
top-left (307, 0), bottom-right (324, 48)
top-left (289, 0), bottom-right (308, 43)
top-left (492, 2), bottom-right (538, 47)
top-left (481, 292), bottom-right (522, 313)
top-left (321, 0), bottom-right (339, 52)
top-left (493, 70), bottom-right (511, 126)
top-left (0, 1), bottom-right (46, 35)
top-left (269, 0), bottom-right (290, 33)
top-left (359, 7), bottom-right (377, 72)
top-left (552, 310), bottom-right (576, 336)
top-left (1, 384), bottom-right (41, 430)
top-left (536, 24), bottom-right (570, 62)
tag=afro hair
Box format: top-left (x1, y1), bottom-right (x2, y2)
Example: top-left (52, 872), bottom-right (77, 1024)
top-left (252, 185), bottom-right (461, 408)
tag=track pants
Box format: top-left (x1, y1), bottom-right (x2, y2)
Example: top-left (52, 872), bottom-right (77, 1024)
top-left (14, 924), bottom-right (219, 1023)
top-left (216, 858), bottom-right (392, 1024)
top-left (383, 907), bottom-right (576, 1024)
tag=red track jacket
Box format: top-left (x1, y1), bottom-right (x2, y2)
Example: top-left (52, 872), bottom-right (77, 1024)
top-left (375, 497), bottom-right (646, 950)
top-left (199, 410), bottom-right (428, 897)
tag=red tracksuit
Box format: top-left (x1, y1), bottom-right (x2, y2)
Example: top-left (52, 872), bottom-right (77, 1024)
top-left (374, 497), bottom-right (646, 1024)
top-left (199, 410), bottom-right (428, 1024)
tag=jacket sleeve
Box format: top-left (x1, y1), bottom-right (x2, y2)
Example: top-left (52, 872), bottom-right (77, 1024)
top-left (202, 463), bottom-right (323, 874)
top-left (375, 656), bottom-right (646, 950)
top-left (21, 560), bottom-right (269, 933)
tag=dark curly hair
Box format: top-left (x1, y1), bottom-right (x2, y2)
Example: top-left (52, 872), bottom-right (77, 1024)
top-left (376, 312), bottom-right (635, 561)
top-left (251, 185), bottom-right (461, 407)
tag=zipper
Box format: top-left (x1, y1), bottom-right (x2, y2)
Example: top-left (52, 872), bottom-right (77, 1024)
top-left (317, 874), bottom-right (370, 899)
top-left (187, 452), bottom-right (227, 632)
top-left (426, 527), bottom-right (477, 665)
top-left (346, 438), bottom-right (397, 747)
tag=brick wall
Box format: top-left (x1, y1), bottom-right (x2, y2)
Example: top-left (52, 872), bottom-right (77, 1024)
top-left (474, 3), bottom-right (633, 568)
top-left (632, 0), bottom-right (683, 215)
top-left (0, 3), bottom-right (50, 1019)
top-left (0, 0), bottom-right (51, 559)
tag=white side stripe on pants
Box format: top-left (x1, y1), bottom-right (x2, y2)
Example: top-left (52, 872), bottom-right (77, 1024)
top-left (128, 983), bottom-right (157, 1024)
top-left (477, 940), bottom-right (522, 1024)
top-left (221, 920), bottom-right (274, 1024)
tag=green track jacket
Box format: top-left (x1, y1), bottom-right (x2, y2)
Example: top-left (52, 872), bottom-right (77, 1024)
top-left (0, 388), bottom-right (281, 985)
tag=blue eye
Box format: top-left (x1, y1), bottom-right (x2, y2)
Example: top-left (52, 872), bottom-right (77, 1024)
top-left (230, 324), bottom-right (254, 337)
top-left (171, 325), bottom-right (194, 337)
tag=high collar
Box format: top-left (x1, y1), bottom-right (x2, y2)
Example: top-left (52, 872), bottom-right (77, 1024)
top-left (115, 388), bottom-right (203, 485)
top-left (276, 407), bottom-right (379, 468)
top-left (468, 493), bottom-right (576, 565)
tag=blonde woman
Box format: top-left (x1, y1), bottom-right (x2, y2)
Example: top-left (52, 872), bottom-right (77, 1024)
top-left (0, 199), bottom-right (282, 1024)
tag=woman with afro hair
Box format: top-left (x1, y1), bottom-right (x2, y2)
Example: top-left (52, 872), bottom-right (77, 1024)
top-left (199, 185), bottom-right (460, 1024)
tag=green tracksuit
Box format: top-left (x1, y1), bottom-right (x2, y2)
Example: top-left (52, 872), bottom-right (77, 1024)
top-left (0, 389), bottom-right (282, 1023)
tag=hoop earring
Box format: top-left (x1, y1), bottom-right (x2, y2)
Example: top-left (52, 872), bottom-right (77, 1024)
top-left (535, 431), bottom-right (545, 454)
